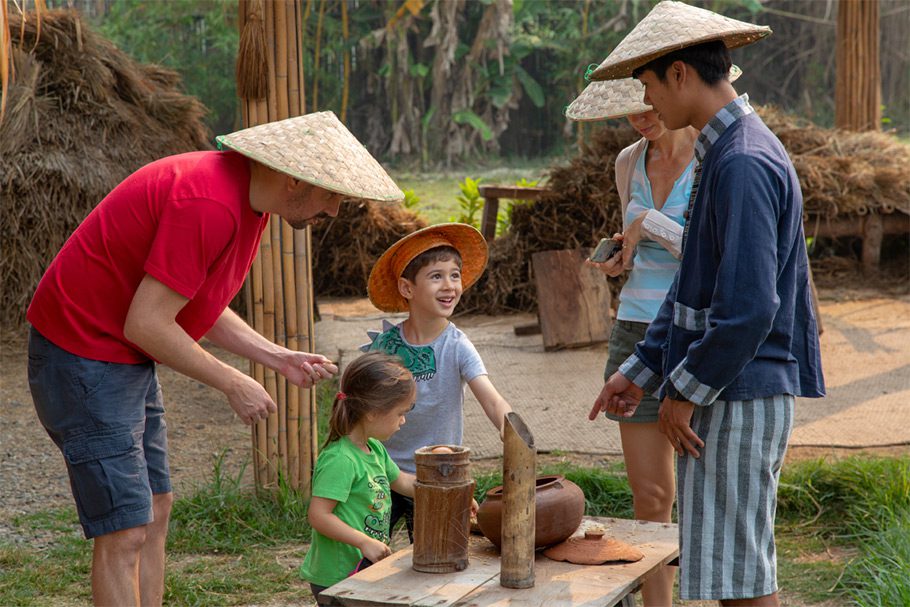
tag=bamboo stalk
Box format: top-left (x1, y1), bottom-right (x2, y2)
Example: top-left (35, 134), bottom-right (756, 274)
top-left (259, 218), bottom-right (279, 485)
top-left (282, 219), bottom-right (300, 488)
top-left (269, 216), bottom-right (288, 477)
top-left (312, 0), bottom-right (327, 110)
top-left (500, 412), bottom-right (536, 589)
top-left (264, 0), bottom-right (279, 122)
top-left (340, 0), bottom-right (350, 122)
top-left (298, 0), bottom-right (307, 112)
top-left (275, 0), bottom-right (290, 120)
top-left (294, 228), bottom-right (314, 489)
top-left (250, 234), bottom-right (268, 486)
top-left (286, 0), bottom-right (301, 116)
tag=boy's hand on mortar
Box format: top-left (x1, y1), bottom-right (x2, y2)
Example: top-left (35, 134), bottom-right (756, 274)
top-left (359, 537), bottom-right (392, 563)
top-left (470, 498), bottom-right (479, 518)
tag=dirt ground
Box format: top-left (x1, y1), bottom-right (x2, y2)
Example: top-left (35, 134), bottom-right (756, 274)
top-left (1, 285), bottom-right (907, 606)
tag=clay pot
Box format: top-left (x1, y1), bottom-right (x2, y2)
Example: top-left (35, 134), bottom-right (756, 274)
top-left (476, 475), bottom-right (585, 549)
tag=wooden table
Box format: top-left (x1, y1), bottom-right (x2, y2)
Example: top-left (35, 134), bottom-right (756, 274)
top-left (317, 517), bottom-right (678, 607)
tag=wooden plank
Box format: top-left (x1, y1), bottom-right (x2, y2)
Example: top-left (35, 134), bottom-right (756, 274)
top-left (513, 322), bottom-right (541, 336)
top-left (453, 518), bottom-right (678, 607)
top-left (319, 517), bottom-right (678, 607)
top-left (480, 194), bottom-right (499, 241)
top-left (532, 249), bottom-right (612, 351)
top-left (478, 185), bottom-right (548, 199)
top-left (319, 537), bottom-right (501, 606)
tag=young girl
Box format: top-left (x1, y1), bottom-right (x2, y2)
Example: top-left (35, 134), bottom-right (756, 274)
top-left (300, 352), bottom-right (417, 600)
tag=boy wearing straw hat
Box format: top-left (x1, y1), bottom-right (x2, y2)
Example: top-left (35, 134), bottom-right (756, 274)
top-left (364, 224), bottom-right (513, 541)
top-left (587, 2), bottom-right (824, 605)
top-left (26, 111), bottom-right (401, 606)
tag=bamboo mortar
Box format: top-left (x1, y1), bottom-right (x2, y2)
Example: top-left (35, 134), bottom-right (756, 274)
top-left (500, 411), bottom-right (536, 589)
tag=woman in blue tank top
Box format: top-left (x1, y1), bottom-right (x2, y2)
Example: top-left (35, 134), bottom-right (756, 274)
top-left (567, 67), bottom-right (737, 605)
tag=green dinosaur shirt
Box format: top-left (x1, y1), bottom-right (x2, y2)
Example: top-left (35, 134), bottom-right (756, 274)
top-left (299, 437), bottom-right (400, 587)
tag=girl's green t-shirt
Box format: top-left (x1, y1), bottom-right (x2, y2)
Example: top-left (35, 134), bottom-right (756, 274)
top-left (300, 436), bottom-right (401, 587)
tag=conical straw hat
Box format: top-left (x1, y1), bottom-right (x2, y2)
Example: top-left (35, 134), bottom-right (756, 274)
top-left (368, 223), bottom-right (488, 313)
top-left (567, 65), bottom-right (741, 122)
top-left (216, 111), bottom-right (403, 203)
top-left (589, 1), bottom-right (770, 81)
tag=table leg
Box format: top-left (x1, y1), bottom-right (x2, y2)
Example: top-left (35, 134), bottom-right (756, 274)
top-left (480, 195), bottom-right (500, 241)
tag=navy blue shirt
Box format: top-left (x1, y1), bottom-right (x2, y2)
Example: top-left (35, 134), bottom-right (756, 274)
top-left (620, 96), bottom-right (825, 405)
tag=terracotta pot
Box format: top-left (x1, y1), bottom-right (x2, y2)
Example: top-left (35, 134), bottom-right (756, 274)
top-left (476, 475), bottom-right (585, 549)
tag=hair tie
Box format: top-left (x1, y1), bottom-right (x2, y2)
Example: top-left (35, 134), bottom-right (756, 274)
top-left (336, 391), bottom-right (347, 401)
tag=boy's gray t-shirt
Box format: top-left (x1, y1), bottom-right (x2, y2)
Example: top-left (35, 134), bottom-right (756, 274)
top-left (367, 321), bottom-right (486, 473)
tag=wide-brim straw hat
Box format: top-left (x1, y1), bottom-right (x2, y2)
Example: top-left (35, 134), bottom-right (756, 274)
top-left (589, 1), bottom-right (770, 81)
top-left (367, 223), bottom-right (488, 313)
top-left (216, 111), bottom-right (403, 203)
top-left (567, 65), bottom-right (742, 122)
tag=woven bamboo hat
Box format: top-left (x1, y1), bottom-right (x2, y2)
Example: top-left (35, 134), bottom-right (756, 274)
top-left (567, 65), bottom-right (741, 122)
top-left (588, 1), bottom-right (770, 81)
top-left (367, 223), bottom-right (488, 313)
top-left (216, 111), bottom-right (403, 203)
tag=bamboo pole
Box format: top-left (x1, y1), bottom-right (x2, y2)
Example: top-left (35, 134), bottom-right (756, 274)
top-left (270, 216), bottom-right (288, 477)
top-left (340, 0), bottom-right (350, 122)
top-left (312, 0), bottom-right (327, 110)
top-left (286, 0), bottom-right (301, 117)
top-left (500, 412), bottom-right (536, 589)
top-left (237, 0), bottom-right (319, 494)
top-left (282, 219), bottom-right (300, 487)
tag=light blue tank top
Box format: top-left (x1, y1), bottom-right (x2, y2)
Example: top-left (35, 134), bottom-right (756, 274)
top-left (616, 143), bottom-right (694, 322)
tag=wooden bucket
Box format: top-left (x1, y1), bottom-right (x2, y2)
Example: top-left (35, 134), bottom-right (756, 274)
top-left (412, 445), bottom-right (474, 573)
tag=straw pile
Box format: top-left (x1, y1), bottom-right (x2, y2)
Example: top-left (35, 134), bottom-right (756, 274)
top-left (1, 10), bottom-right (211, 327)
top-left (757, 106), bottom-right (910, 219)
top-left (460, 125), bottom-right (639, 314)
top-left (460, 107), bottom-right (909, 315)
top-left (311, 200), bottom-right (427, 298)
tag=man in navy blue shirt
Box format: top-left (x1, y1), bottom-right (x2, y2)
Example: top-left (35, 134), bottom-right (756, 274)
top-left (586, 2), bottom-right (824, 605)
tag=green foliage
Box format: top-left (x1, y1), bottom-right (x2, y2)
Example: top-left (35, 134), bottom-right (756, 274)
top-left (93, 0), bottom-right (239, 135)
top-left (402, 188), bottom-right (422, 211)
top-left (452, 109), bottom-right (494, 142)
top-left (451, 177), bottom-right (484, 228)
top-left (841, 508), bottom-right (910, 607)
top-left (167, 452), bottom-right (310, 554)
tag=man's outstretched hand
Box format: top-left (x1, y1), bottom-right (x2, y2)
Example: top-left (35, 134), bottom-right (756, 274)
top-left (589, 372), bottom-right (644, 420)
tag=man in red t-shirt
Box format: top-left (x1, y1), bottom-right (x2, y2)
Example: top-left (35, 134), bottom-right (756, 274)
top-left (27, 111), bottom-right (403, 606)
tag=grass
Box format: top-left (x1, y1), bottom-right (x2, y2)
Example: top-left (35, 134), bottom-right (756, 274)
top-left (391, 161), bottom-right (552, 225)
top-left (2, 421), bottom-right (907, 607)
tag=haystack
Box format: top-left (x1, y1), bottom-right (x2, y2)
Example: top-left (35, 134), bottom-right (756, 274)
top-left (1, 10), bottom-right (211, 327)
top-left (461, 107), bottom-right (909, 315)
top-left (312, 200), bottom-right (426, 299)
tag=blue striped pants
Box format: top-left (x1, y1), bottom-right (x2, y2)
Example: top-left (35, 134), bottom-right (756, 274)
top-left (677, 394), bottom-right (794, 600)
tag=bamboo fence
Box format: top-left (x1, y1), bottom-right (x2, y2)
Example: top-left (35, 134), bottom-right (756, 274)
top-left (237, 0), bottom-right (316, 493)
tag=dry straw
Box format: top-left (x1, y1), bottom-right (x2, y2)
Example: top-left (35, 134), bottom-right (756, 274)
top-left (1, 10), bottom-right (210, 328)
top-left (216, 111), bottom-right (404, 203)
top-left (589, 1), bottom-right (770, 81)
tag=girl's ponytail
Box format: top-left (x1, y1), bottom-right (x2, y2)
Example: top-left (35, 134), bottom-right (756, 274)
top-left (323, 352), bottom-right (414, 447)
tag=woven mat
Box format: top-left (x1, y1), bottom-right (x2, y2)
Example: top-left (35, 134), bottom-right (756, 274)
top-left (316, 296), bottom-right (910, 459)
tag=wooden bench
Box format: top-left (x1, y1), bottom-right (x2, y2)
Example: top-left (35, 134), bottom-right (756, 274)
top-left (318, 516), bottom-right (679, 607)
top-left (478, 185), bottom-right (548, 241)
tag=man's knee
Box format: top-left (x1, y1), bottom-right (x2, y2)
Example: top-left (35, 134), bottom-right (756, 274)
top-left (95, 525), bottom-right (149, 558)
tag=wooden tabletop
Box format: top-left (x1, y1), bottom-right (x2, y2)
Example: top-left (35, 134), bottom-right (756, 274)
top-left (318, 517), bottom-right (678, 607)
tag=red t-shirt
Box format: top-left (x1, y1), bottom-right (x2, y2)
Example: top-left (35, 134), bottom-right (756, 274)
top-left (28, 151), bottom-right (269, 363)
